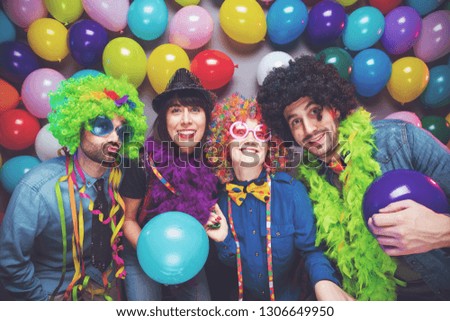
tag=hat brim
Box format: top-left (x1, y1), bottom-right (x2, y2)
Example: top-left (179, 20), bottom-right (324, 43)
top-left (152, 87), bottom-right (216, 114)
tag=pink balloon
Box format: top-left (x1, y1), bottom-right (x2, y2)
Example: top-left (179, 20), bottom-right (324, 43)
top-left (169, 5), bottom-right (214, 50)
top-left (385, 111), bottom-right (422, 127)
top-left (2, 0), bottom-right (48, 29)
top-left (21, 68), bottom-right (66, 119)
top-left (82, 0), bottom-right (129, 32)
top-left (413, 10), bottom-right (450, 63)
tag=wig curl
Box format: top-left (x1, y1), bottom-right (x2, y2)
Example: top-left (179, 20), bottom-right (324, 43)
top-left (206, 94), bottom-right (288, 183)
top-left (257, 55), bottom-right (359, 143)
top-left (48, 75), bottom-right (147, 159)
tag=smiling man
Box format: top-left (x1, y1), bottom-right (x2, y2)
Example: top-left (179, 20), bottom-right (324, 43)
top-left (257, 55), bottom-right (450, 300)
top-left (0, 75), bottom-right (147, 300)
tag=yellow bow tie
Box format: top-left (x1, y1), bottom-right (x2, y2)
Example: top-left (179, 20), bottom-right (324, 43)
top-left (226, 181), bottom-right (270, 206)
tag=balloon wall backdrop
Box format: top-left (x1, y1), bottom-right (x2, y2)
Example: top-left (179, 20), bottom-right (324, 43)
top-left (0, 0), bottom-right (449, 197)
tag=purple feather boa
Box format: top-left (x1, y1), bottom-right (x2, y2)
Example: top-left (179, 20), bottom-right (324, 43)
top-left (142, 136), bottom-right (218, 225)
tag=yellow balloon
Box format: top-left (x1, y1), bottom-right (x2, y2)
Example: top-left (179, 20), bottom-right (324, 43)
top-left (219, 0), bottom-right (267, 44)
top-left (27, 18), bottom-right (69, 62)
top-left (446, 113), bottom-right (450, 125)
top-left (175, 0), bottom-right (200, 6)
top-left (44, 0), bottom-right (84, 24)
top-left (147, 44), bottom-right (190, 94)
top-left (387, 57), bottom-right (430, 104)
top-left (337, 0), bottom-right (358, 6)
top-left (102, 37), bottom-right (147, 88)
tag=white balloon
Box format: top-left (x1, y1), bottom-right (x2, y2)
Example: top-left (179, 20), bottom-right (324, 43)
top-left (35, 124), bottom-right (62, 161)
top-left (256, 51), bottom-right (293, 86)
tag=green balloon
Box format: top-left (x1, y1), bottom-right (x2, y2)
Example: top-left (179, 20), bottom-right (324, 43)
top-left (420, 65), bottom-right (450, 109)
top-left (316, 47), bottom-right (353, 81)
top-left (421, 115), bottom-right (450, 144)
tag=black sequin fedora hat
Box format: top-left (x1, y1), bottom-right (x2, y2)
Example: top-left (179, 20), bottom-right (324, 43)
top-left (152, 68), bottom-right (216, 114)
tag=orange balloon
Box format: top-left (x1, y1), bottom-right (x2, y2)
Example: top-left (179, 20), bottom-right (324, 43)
top-left (0, 79), bottom-right (20, 112)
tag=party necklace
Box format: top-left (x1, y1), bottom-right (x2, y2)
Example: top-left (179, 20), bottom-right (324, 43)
top-left (148, 154), bottom-right (179, 195)
top-left (298, 109), bottom-right (398, 300)
top-left (52, 153), bottom-right (125, 300)
top-left (227, 173), bottom-right (275, 301)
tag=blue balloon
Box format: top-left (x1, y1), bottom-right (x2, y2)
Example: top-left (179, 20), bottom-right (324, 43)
top-left (351, 48), bottom-right (392, 97)
top-left (0, 10), bottom-right (16, 45)
top-left (0, 41), bottom-right (40, 85)
top-left (404, 0), bottom-right (445, 16)
top-left (267, 0), bottom-right (308, 45)
top-left (68, 19), bottom-right (108, 67)
top-left (0, 156), bottom-right (41, 194)
top-left (127, 0), bottom-right (168, 41)
top-left (420, 65), bottom-right (450, 109)
top-left (306, 0), bottom-right (347, 48)
top-left (71, 69), bottom-right (103, 79)
top-left (137, 211), bottom-right (209, 285)
top-left (343, 6), bottom-right (385, 51)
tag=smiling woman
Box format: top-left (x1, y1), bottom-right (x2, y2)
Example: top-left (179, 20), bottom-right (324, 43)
top-left (166, 104), bottom-right (206, 154)
top-left (118, 68), bottom-right (221, 301)
top-left (204, 94), bottom-right (354, 301)
top-left (206, 94), bottom-right (287, 184)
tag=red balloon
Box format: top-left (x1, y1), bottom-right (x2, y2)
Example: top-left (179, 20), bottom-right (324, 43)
top-left (190, 50), bottom-right (236, 90)
top-left (369, 0), bottom-right (402, 15)
top-left (0, 109), bottom-right (40, 150)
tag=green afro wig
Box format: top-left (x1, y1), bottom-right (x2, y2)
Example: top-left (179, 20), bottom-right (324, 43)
top-left (48, 75), bottom-right (147, 159)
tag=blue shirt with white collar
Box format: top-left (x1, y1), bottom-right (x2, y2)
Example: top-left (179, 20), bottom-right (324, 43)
top-left (0, 156), bottom-right (114, 300)
top-left (216, 171), bottom-right (339, 300)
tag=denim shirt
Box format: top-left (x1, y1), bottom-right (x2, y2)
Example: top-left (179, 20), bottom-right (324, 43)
top-left (215, 171), bottom-right (339, 300)
top-left (0, 157), bottom-right (114, 300)
top-left (323, 119), bottom-right (450, 299)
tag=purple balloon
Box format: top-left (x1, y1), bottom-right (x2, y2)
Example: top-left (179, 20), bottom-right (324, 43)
top-left (413, 10), bottom-right (450, 62)
top-left (363, 169), bottom-right (449, 224)
top-left (306, 0), bottom-right (347, 48)
top-left (0, 41), bottom-right (40, 85)
top-left (381, 6), bottom-right (422, 55)
top-left (68, 19), bottom-right (109, 67)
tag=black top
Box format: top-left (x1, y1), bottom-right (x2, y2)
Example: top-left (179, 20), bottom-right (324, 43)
top-left (120, 162), bottom-right (146, 199)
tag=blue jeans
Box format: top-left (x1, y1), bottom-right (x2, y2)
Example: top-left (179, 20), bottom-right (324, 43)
top-left (122, 241), bottom-right (211, 301)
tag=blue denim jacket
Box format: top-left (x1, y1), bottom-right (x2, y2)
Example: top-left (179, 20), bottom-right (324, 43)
top-left (0, 157), bottom-right (113, 300)
top-left (324, 119), bottom-right (450, 299)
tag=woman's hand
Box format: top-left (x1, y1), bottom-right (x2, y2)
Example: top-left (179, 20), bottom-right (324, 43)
top-left (205, 204), bottom-right (228, 242)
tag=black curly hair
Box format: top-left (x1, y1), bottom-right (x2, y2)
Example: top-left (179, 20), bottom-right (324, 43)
top-left (256, 55), bottom-right (359, 142)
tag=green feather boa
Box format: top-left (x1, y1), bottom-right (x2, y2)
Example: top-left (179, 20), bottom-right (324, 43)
top-left (298, 109), bottom-right (398, 300)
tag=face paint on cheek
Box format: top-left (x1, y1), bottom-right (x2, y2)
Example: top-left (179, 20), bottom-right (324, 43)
top-left (329, 108), bottom-right (339, 120)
